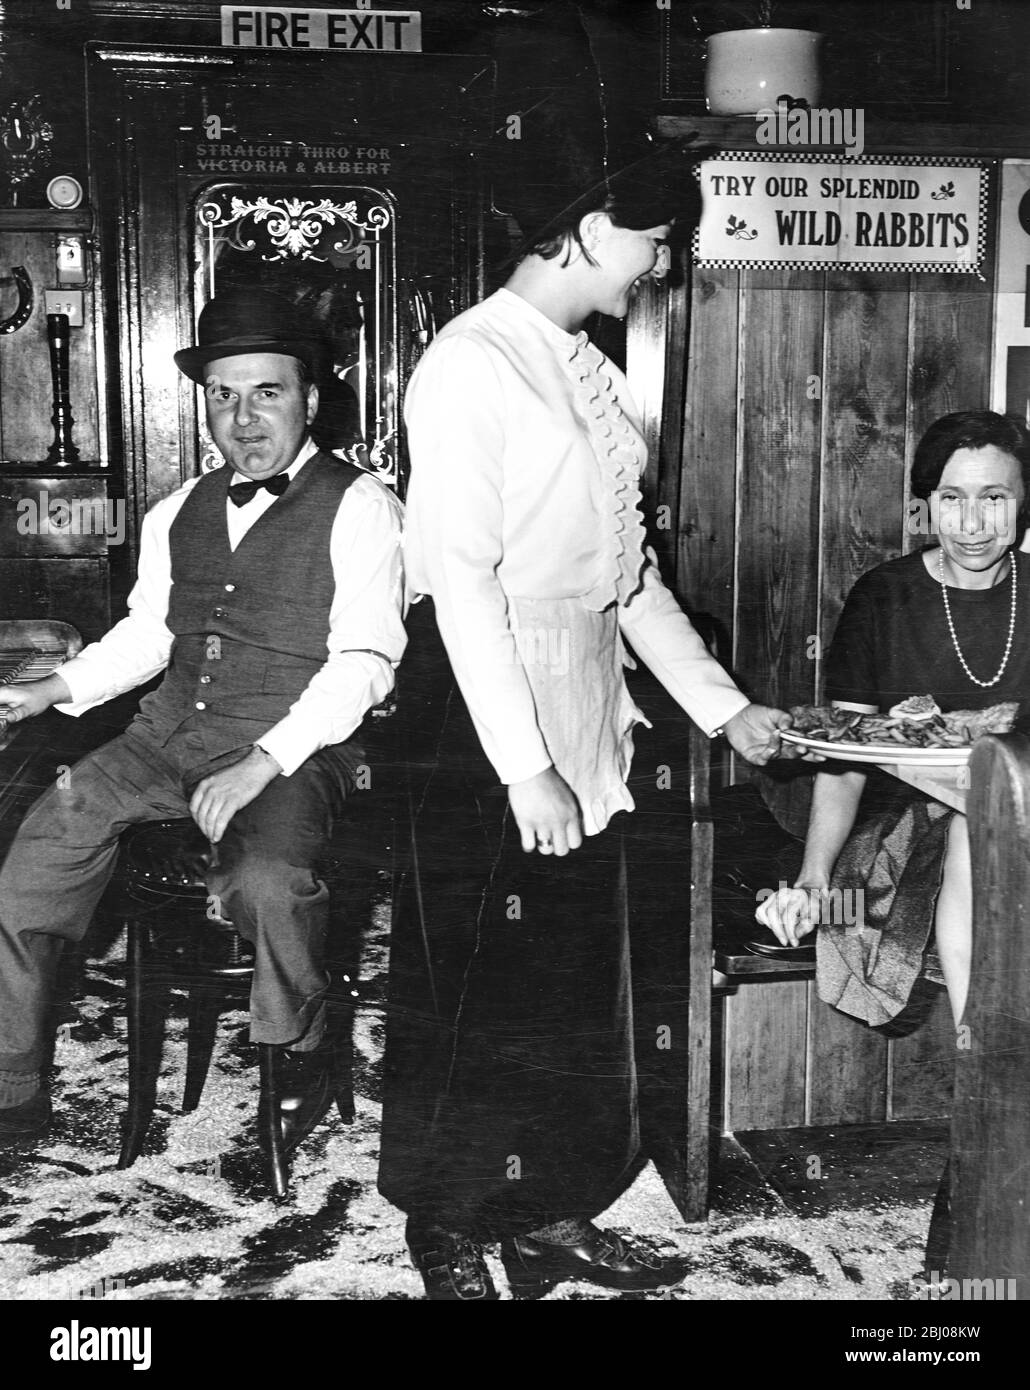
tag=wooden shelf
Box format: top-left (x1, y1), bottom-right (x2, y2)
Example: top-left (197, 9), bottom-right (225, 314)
top-left (658, 116), bottom-right (1030, 158)
top-left (0, 465), bottom-right (106, 478)
top-left (0, 209), bottom-right (93, 233)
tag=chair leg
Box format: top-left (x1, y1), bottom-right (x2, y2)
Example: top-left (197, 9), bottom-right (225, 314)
top-left (118, 920), bottom-right (165, 1169)
top-left (182, 986), bottom-right (223, 1114)
top-left (257, 1044), bottom-right (290, 1198)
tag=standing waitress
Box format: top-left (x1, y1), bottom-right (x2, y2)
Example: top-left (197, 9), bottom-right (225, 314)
top-left (379, 146), bottom-right (800, 1300)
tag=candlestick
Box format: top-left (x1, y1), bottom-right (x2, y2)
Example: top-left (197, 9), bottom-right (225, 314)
top-left (46, 312), bottom-right (80, 466)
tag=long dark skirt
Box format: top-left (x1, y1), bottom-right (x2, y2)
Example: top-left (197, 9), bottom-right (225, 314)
top-left (378, 662), bottom-right (695, 1239)
top-left (817, 776), bottom-right (954, 1028)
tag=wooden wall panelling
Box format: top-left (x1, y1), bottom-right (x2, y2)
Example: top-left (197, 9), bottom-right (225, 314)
top-left (129, 86), bottom-right (197, 511)
top-left (908, 281), bottom-right (996, 436)
top-left (806, 991), bottom-right (889, 1126)
top-left (720, 981), bottom-right (956, 1132)
top-left (888, 986), bottom-right (956, 1120)
top-left (733, 270), bottom-right (825, 824)
top-left (820, 271), bottom-right (912, 656)
top-left (0, 558), bottom-right (109, 642)
top-left (676, 266), bottom-right (739, 645)
top-left (722, 977), bottom-right (808, 1132)
top-left (0, 232), bottom-right (99, 464)
top-left (734, 270), bottom-right (825, 712)
top-left (627, 268), bottom-right (682, 583)
top-left (627, 273), bottom-right (672, 559)
top-left (905, 215), bottom-right (996, 558)
top-left (905, 287), bottom-right (995, 557)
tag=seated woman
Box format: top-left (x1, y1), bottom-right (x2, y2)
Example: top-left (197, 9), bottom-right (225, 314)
top-left (756, 410), bottom-right (1030, 1028)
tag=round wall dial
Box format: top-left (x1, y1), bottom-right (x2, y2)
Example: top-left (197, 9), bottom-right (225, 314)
top-left (45, 175), bottom-right (84, 210)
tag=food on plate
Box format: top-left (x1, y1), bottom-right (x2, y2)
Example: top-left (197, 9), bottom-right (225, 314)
top-left (887, 695), bottom-right (940, 722)
top-left (787, 698), bottom-right (1019, 748)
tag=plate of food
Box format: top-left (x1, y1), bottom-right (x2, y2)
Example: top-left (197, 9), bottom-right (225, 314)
top-left (780, 697), bottom-right (1019, 765)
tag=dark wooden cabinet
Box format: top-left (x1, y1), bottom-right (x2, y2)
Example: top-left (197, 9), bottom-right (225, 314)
top-left (0, 470), bottom-right (111, 642)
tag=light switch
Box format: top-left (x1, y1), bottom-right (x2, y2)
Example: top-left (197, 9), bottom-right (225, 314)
top-left (44, 289), bottom-right (84, 326)
top-left (56, 236), bottom-right (87, 286)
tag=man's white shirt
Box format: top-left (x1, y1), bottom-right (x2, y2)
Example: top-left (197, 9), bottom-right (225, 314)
top-left (56, 438), bottom-right (407, 775)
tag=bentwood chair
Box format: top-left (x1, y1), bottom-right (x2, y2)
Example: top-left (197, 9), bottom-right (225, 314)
top-left (115, 816), bottom-right (361, 1197)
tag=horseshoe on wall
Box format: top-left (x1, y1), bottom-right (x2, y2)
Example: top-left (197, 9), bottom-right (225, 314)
top-left (0, 266), bottom-right (33, 335)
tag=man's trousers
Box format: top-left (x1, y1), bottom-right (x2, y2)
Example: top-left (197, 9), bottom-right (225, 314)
top-left (0, 719), bottom-right (362, 1076)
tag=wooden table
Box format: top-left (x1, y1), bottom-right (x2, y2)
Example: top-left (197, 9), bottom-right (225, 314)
top-left (877, 759), bottom-right (969, 813)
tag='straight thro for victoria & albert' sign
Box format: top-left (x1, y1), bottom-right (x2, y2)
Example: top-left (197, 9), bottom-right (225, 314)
top-left (221, 7), bottom-right (422, 50)
top-left (695, 155), bottom-right (989, 274)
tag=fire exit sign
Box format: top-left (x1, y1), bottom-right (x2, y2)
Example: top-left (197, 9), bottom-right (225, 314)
top-left (221, 7), bottom-right (422, 51)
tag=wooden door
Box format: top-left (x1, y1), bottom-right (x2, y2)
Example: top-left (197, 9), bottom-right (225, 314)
top-left (85, 45), bottom-right (490, 567)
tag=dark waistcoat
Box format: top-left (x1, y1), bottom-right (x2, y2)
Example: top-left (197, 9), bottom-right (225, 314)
top-left (135, 451), bottom-right (364, 761)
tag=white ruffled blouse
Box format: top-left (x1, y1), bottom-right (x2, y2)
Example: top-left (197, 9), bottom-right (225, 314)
top-left (403, 287), bottom-right (749, 795)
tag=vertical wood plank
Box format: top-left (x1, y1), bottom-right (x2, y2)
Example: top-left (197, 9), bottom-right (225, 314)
top-left (676, 266), bottom-right (739, 639)
top-left (907, 238), bottom-right (995, 563)
top-left (807, 989), bottom-right (889, 1125)
top-left (723, 978), bottom-right (808, 1132)
top-left (734, 274), bottom-right (824, 711)
top-left (889, 986), bottom-right (955, 1120)
top-left (820, 272), bottom-right (911, 655)
top-left (628, 270), bottom-right (690, 589)
top-left (626, 273), bottom-right (670, 525)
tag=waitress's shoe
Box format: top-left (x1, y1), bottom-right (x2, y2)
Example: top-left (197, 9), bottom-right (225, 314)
top-left (502, 1222), bottom-right (689, 1298)
top-left (406, 1220), bottom-right (499, 1301)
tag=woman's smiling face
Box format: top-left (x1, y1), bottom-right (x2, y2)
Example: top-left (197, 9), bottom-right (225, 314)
top-left (586, 217), bottom-right (672, 318)
top-left (933, 445), bottom-right (1025, 578)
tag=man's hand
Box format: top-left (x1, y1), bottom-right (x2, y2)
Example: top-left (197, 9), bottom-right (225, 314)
top-left (0, 673), bottom-right (71, 725)
top-left (755, 881), bottom-right (827, 948)
top-left (508, 766), bottom-right (583, 857)
top-left (189, 746), bottom-right (282, 844)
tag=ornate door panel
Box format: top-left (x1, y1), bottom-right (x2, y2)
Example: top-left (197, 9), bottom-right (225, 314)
top-left (195, 181), bottom-right (398, 479)
top-left (86, 46), bottom-right (490, 562)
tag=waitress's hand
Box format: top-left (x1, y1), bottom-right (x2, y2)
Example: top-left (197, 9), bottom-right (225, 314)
top-left (508, 767), bottom-right (583, 856)
top-left (755, 881), bottom-right (825, 947)
top-left (724, 703), bottom-right (792, 764)
top-left (723, 703), bottom-right (822, 764)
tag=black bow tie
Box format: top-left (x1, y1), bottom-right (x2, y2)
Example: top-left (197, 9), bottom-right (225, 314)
top-left (228, 473), bottom-right (291, 507)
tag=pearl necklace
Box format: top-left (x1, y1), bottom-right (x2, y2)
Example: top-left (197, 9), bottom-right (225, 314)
top-left (938, 549), bottom-right (1018, 688)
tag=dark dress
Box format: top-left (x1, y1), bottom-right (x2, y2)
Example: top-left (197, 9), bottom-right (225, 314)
top-left (816, 547), bottom-right (1030, 1027)
top-left (377, 606), bottom-right (698, 1238)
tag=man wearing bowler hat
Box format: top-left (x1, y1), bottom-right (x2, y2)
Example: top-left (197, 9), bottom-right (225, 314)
top-left (0, 288), bottom-right (406, 1158)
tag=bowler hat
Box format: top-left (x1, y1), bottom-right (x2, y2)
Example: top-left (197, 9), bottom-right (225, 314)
top-left (174, 287), bottom-right (331, 384)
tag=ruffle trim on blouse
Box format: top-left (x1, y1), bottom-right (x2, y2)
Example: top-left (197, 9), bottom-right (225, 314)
top-left (563, 332), bottom-right (649, 612)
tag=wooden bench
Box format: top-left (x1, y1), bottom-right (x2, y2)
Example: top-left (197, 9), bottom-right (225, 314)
top-left (680, 711), bottom-right (956, 1221)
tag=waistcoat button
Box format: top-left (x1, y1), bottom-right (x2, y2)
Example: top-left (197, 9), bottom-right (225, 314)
top-left (224, 583), bottom-right (236, 593)
top-left (195, 701), bottom-right (207, 711)
top-left (199, 675), bottom-right (212, 685)
top-left (213, 607), bottom-right (226, 619)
